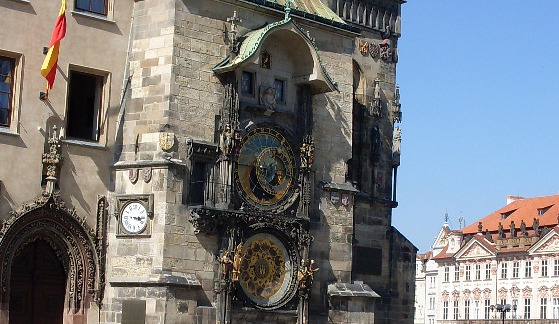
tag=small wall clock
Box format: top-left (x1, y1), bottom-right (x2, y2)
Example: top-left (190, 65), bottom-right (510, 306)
top-left (116, 194), bottom-right (153, 237)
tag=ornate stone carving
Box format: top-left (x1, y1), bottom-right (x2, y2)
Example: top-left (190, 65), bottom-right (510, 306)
top-left (0, 191), bottom-right (103, 310)
top-left (42, 125), bottom-right (64, 193)
top-left (392, 85), bottom-right (401, 123)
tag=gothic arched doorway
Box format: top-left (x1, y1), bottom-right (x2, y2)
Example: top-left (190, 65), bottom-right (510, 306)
top-left (9, 239), bottom-right (66, 324)
top-left (0, 192), bottom-right (106, 324)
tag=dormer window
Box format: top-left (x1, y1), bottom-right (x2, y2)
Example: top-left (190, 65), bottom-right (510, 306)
top-left (538, 206), bottom-right (552, 216)
top-left (501, 212), bottom-right (512, 220)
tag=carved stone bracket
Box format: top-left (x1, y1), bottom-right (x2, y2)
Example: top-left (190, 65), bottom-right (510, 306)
top-left (189, 206), bottom-right (313, 247)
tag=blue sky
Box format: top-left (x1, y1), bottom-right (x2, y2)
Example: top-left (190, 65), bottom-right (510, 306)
top-left (392, 1), bottom-right (559, 253)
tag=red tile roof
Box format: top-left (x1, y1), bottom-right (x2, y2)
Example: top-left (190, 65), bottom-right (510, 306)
top-left (462, 194), bottom-right (559, 234)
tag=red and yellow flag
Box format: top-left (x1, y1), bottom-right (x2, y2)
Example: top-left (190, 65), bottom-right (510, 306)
top-left (40, 0), bottom-right (67, 93)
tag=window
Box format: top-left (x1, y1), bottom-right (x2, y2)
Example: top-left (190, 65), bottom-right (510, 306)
top-left (475, 264), bottom-right (481, 280)
top-left (429, 276), bottom-right (436, 289)
top-left (465, 265), bottom-right (471, 281)
top-left (453, 300), bottom-right (459, 320)
top-left (464, 300), bottom-right (470, 319)
top-left (524, 298), bottom-right (531, 319)
top-left (485, 264), bottom-right (491, 280)
top-left (0, 56), bottom-right (14, 128)
top-left (186, 161), bottom-right (210, 205)
top-left (443, 301), bottom-right (449, 320)
top-left (525, 260), bottom-right (532, 277)
top-left (484, 300), bottom-right (491, 319)
top-left (75, 0), bottom-right (106, 15)
top-left (553, 298), bottom-right (559, 319)
top-left (274, 79), bottom-right (285, 103)
top-left (501, 262), bottom-right (508, 279)
top-left (512, 261), bottom-right (519, 278)
top-left (455, 265), bottom-right (460, 281)
top-left (444, 266), bottom-right (449, 282)
top-left (429, 297), bottom-right (435, 310)
top-left (66, 69), bottom-right (106, 141)
top-left (241, 71), bottom-right (254, 95)
top-left (554, 259), bottom-right (559, 276)
top-left (541, 298), bottom-right (547, 319)
top-left (542, 259), bottom-right (548, 277)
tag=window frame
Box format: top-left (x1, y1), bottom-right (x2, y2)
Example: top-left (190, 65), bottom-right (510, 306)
top-left (485, 263), bottom-right (491, 280)
top-left (542, 259), bottom-right (548, 277)
top-left (444, 266), bottom-right (449, 282)
top-left (465, 265), bottom-right (471, 281)
top-left (524, 298), bottom-right (531, 319)
top-left (0, 51), bottom-right (22, 134)
top-left (513, 261), bottom-right (520, 278)
top-left (501, 261), bottom-right (508, 279)
top-left (475, 264), bottom-right (481, 280)
top-left (541, 297), bottom-right (547, 319)
top-left (525, 260), bottom-right (532, 278)
top-left (65, 65), bottom-right (110, 145)
top-left (73, 0), bottom-right (112, 17)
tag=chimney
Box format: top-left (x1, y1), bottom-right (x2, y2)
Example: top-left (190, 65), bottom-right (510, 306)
top-left (506, 195), bottom-right (524, 205)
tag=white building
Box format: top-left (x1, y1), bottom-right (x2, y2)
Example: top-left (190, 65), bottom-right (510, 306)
top-left (415, 194), bottom-right (559, 323)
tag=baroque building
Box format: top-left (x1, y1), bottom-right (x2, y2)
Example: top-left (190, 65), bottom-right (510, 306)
top-left (0, 0), bottom-right (415, 323)
top-left (415, 194), bottom-right (559, 323)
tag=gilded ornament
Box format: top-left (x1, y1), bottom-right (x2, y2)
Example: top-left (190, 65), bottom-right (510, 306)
top-left (159, 132), bottom-right (175, 151)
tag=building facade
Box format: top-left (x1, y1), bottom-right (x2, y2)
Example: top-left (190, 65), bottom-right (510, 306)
top-left (0, 0), bottom-right (415, 323)
top-left (415, 195), bottom-right (559, 324)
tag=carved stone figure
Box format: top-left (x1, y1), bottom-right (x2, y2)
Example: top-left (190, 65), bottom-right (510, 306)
top-left (533, 218), bottom-right (540, 236)
top-left (392, 127), bottom-right (401, 156)
top-left (520, 220), bottom-right (527, 237)
top-left (477, 222), bottom-right (483, 233)
top-left (510, 221), bottom-right (516, 238)
top-left (498, 222), bottom-right (504, 239)
top-left (259, 86), bottom-right (276, 113)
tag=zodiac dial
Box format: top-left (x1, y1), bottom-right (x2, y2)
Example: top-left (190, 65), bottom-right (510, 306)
top-left (235, 126), bottom-right (296, 210)
top-left (238, 233), bottom-right (294, 308)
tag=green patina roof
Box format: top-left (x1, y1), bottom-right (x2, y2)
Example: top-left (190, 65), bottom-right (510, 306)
top-left (275, 0), bottom-right (345, 24)
top-left (214, 11), bottom-right (339, 92)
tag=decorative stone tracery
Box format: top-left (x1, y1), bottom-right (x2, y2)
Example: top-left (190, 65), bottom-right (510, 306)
top-left (0, 191), bottom-right (104, 322)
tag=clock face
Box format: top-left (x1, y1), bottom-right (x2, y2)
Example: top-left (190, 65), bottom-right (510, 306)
top-left (235, 126), bottom-right (296, 210)
top-left (238, 233), bottom-right (294, 308)
top-left (120, 202), bottom-right (148, 234)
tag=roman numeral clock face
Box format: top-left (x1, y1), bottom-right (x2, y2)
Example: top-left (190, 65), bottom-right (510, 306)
top-left (235, 126), bottom-right (296, 211)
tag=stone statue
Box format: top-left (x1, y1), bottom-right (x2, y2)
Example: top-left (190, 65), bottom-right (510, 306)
top-left (520, 220), bottom-right (527, 237)
top-left (510, 221), bottom-right (516, 238)
top-left (477, 222), bottom-right (483, 233)
top-left (392, 127), bottom-right (401, 155)
top-left (533, 218), bottom-right (540, 236)
top-left (485, 229), bottom-right (493, 242)
top-left (232, 242), bottom-right (243, 282)
top-left (498, 222), bottom-right (504, 239)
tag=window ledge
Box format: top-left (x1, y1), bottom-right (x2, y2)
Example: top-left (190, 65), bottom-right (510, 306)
top-left (7, 0), bottom-right (30, 3)
top-left (0, 127), bottom-right (19, 137)
top-left (71, 10), bottom-right (116, 24)
top-left (63, 139), bottom-right (107, 150)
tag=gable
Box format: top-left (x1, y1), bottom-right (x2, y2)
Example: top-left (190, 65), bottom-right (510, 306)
top-left (455, 239), bottom-right (494, 260)
top-left (530, 231), bottom-right (559, 254)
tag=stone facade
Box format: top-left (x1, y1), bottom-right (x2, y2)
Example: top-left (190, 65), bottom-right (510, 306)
top-left (0, 0), bottom-right (415, 323)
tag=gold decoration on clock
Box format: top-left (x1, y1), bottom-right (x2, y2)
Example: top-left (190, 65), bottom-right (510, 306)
top-left (239, 237), bottom-right (286, 300)
top-left (235, 126), bottom-right (296, 210)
